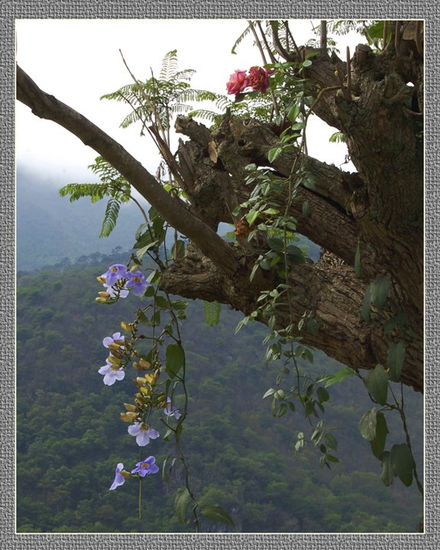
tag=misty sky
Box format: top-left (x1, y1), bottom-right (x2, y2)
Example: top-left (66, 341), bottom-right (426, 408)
top-left (16, 19), bottom-right (361, 183)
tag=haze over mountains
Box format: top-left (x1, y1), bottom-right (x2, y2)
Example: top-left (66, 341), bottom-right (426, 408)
top-left (17, 165), bottom-right (142, 271)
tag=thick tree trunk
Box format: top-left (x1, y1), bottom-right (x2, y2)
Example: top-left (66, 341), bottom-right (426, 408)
top-left (16, 23), bottom-right (423, 392)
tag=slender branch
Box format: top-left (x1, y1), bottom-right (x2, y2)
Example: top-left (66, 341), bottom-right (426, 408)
top-left (249, 20), bottom-right (268, 65)
top-left (256, 21), bottom-right (277, 64)
top-left (320, 20), bottom-right (327, 53)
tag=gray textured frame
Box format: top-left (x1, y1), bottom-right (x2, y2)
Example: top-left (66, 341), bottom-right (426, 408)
top-left (2, 1), bottom-right (437, 548)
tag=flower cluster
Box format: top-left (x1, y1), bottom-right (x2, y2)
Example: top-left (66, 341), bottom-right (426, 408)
top-left (98, 331), bottom-right (126, 386)
top-left (109, 456), bottom-right (159, 491)
top-left (226, 66), bottom-right (274, 96)
top-left (97, 263), bottom-right (150, 301)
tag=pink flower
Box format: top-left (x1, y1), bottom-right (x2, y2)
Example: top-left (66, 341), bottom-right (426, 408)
top-left (247, 66), bottom-right (274, 93)
top-left (226, 70), bottom-right (249, 95)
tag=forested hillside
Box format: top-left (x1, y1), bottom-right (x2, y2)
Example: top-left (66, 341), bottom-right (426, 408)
top-left (16, 254), bottom-right (423, 533)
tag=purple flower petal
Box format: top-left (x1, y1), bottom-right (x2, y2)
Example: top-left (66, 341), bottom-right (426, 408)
top-left (109, 462), bottom-right (125, 490)
top-left (128, 423), bottom-right (141, 436)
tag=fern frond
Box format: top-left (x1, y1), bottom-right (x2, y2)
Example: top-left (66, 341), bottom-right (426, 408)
top-left (172, 69), bottom-right (196, 82)
top-left (100, 197), bottom-right (121, 237)
top-left (120, 106), bottom-right (152, 129)
top-left (169, 103), bottom-right (193, 115)
top-left (59, 183), bottom-right (111, 203)
top-left (187, 109), bottom-right (222, 123)
top-left (216, 95), bottom-right (232, 111)
top-left (159, 49), bottom-right (178, 80)
top-left (101, 83), bottom-right (146, 104)
top-left (231, 21), bottom-right (255, 54)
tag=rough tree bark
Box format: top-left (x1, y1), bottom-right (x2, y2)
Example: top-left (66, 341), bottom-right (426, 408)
top-left (16, 21), bottom-right (424, 392)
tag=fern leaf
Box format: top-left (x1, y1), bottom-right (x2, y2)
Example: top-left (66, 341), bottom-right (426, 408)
top-left (159, 49), bottom-right (178, 80)
top-left (59, 183), bottom-right (110, 203)
top-left (188, 109), bottom-right (222, 122)
top-left (231, 22), bottom-right (255, 54)
top-left (172, 69), bottom-right (196, 82)
top-left (100, 197), bottom-right (121, 237)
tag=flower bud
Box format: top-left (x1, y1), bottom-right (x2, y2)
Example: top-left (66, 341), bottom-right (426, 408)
top-left (123, 403), bottom-right (137, 412)
top-left (139, 358), bottom-right (152, 370)
top-left (120, 321), bottom-right (132, 332)
top-left (108, 355), bottom-right (121, 366)
top-left (121, 470), bottom-right (131, 479)
top-left (98, 291), bottom-right (111, 298)
top-left (107, 342), bottom-right (121, 352)
top-left (97, 276), bottom-right (106, 284)
top-left (136, 377), bottom-right (147, 386)
top-left (140, 386), bottom-right (151, 396)
top-left (120, 411), bottom-right (138, 422)
top-left (95, 297), bottom-right (108, 304)
top-left (146, 372), bottom-right (159, 385)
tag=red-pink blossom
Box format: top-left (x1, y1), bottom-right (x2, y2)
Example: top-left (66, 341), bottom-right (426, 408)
top-left (247, 66), bottom-right (274, 93)
top-left (226, 70), bottom-right (249, 95)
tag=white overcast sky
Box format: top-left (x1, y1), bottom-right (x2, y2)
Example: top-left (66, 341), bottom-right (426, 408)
top-left (16, 19), bottom-right (362, 184)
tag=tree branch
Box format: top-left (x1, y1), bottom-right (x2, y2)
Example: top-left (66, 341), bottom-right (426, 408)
top-left (16, 65), bottom-right (239, 276)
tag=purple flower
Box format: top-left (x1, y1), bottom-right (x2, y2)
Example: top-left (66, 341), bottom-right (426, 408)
top-left (164, 397), bottom-right (182, 420)
top-left (109, 462), bottom-right (126, 490)
top-left (103, 332), bottom-right (125, 349)
top-left (128, 422), bottom-right (160, 446)
top-left (98, 359), bottom-right (125, 386)
top-left (126, 271), bottom-right (150, 297)
top-left (131, 456), bottom-right (159, 477)
top-left (102, 277), bottom-right (129, 299)
top-left (104, 264), bottom-right (128, 286)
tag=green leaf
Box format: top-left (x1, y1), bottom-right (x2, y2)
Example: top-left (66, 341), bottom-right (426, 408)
top-left (302, 200), bottom-right (310, 217)
top-left (317, 386), bottom-right (330, 403)
top-left (370, 275), bottom-right (391, 310)
top-left (174, 488), bottom-right (192, 523)
top-left (155, 295), bottom-right (169, 309)
top-left (359, 408), bottom-right (378, 441)
top-left (318, 367), bottom-right (355, 388)
top-left (171, 239), bottom-right (186, 259)
top-left (165, 344), bottom-right (185, 379)
top-left (245, 210), bottom-right (260, 227)
top-left (329, 131), bottom-right (346, 143)
top-left (364, 364), bottom-right (389, 405)
top-left (390, 444), bottom-right (414, 486)
top-left (370, 411), bottom-right (389, 459)
top-left (286, 245), bottom-right (305, 264)
top-left (135, 241), bottom-right (159, 261)
top-left (325, 453), bottom-right (339, 463)
top-left (268, 147), bottom-right (283, 163)
top-left (287, 103), bottom-right (300, 122)
top-left (295, 432), bottom-right (305, 452)
top-left (200, 505), bottom-right (235, 527)
top-left (380, 451), bottom-right (394, 486)
top-left (262, 388), bottom-right (276, 399)
top-left (267, 237), bottom-right (284, 252)
top-left (302, 59), bottom-right (312, 68)
top-left (100, 197), bottom-right (121, 237)
top-left (324, 432), bottom-right (338, 451)
top-left (387, 341), bottom-right (406, 382)
top-left (203, 300), bottom-right (221, 327)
